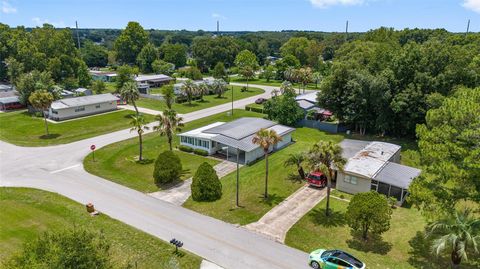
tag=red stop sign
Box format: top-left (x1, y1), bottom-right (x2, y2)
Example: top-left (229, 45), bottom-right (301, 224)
top-left (90, 144), bottom-right (96, 151)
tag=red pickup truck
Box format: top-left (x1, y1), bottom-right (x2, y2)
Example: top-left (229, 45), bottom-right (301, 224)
top-left (306, 171), bottom-right (327, 188)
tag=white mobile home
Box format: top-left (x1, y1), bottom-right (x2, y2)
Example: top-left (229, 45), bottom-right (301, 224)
top-left (178, 117), bottom-right (295, 164)
top-left (49, 93), bottom-right (119, 121)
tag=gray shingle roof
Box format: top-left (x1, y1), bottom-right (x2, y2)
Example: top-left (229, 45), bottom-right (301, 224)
top-left (51, 93), bottom-right (119, 109)
top-left (296, 100), bottom-right (315, 110)
top-left (203, 117), bottom-right (277, 140)
top-left (374, 162), bottom-right (421, 189)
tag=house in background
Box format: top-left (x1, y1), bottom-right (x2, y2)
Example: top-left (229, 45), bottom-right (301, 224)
top-left (74, 88), bottom-right (93, 96)
top-left (0, 96), bottom-right (24, 111)
top-left (0, 84), bottom-right (13, 92)
top-left (337, 139), bottom-right (421, 203)
top-left (90, 70), bottom-right (117, 82)
top-left (49, 93), bottom-right (119, 121)
top-left (134, 74), bottom-right (174, 88)
top-left (178, 117), bottom-right (295, 164)
top-left (295, 92), bottom-right (332, 121)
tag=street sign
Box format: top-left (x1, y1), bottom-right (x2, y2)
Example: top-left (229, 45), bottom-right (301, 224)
top-left (90, 144), bottom-right (96, 151)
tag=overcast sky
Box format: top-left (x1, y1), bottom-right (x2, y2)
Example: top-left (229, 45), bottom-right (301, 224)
top-left (1, 0), bottom-right (479, 32)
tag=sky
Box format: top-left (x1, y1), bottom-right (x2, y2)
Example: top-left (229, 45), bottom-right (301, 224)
top-left (0, 0), bottom-right (479, 32)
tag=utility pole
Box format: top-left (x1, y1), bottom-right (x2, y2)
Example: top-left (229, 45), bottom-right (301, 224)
top-left (236, 148), bottom-right (240, 207)
top-left (75, 21), bottom-right (81, 50)
top-left (466, 19), bottom-right (470, 36)
top-left (231, 85), bottom-right (233, 116)
top-left (217, 20), bottom-right (220, 35)
top-left (345, 20), bottom-right (349, 41)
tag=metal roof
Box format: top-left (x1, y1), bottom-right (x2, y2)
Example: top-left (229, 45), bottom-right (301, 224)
top-left (0, 96), bottom-right (20, 103)
top-left (203, 117), bottom-right (277, 140)
top-left (340, 139), bottom-right (371, 159)
top-left (134, 74), bottom-right (173, 83)
top-left (50, 93), bottom-right (119, 110)
top-left (0, 84), bottom-right (13, 91)
top-left (296, 100), bottom-right (315, 110)
top-left (74, 88), bottom-right (90, 93)
top-left (295, 92), bottom-right (318, 103)
top-left (343, 141), bottom-right (401, 178)
top-left (374, 162), bottom-right (421, 189)
top-left (179, 122), bottom-right (225, 139)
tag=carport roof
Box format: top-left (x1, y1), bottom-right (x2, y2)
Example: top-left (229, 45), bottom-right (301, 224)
top-left (374, 162), bottom-right (421, 189)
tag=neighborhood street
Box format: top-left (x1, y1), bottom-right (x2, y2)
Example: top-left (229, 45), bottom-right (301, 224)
top-left (0, 83), bottom-right (311, 269)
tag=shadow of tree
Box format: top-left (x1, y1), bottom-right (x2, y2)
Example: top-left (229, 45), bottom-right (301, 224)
top-left (214, 96), bottom-right (228, 100)
top-left (346, 231), bottom-right (392, 255)
top-left (310, 208), bottom-right (346, 227)
top-left (261, 193), bottom-right (284, 206)
top-left (39, 134), bottom-right (61, 139)
top-left (286, 173), bottom-right (304, 183)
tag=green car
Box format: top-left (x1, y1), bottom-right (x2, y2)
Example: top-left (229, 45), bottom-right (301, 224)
top-left (308, 249), bottom-right (365, 269)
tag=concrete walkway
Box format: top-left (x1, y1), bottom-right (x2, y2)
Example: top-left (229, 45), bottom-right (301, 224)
top-left (201, 260), bottom-right (224, 269)
top-left (244, 185), bottom-right (327, 243)
top-left (149, 160), bottom-right (240, 205)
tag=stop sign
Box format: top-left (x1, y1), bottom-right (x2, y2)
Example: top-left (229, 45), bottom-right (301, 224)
top-left (90, 144), bottom-right (96, 151)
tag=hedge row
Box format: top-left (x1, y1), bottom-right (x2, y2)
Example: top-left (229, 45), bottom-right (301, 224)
top-left (245, 105), bottom-right (264, 114)
top-left (179, 145), bottom-right (208, 156)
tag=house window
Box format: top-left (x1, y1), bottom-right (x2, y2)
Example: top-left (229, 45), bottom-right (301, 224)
top-left (75, 106), bottom-right (85, 112)
top-left (344, 174), bottom-right (358, 185)
top-left (51, 110), bottom-right (58, 115)
top-left (95, 104), bottom-right (101, 109)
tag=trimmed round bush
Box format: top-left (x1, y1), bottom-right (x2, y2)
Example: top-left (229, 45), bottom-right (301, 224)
top-left (153, 150), bottom-right (182, 185)
top-left (191, 162), bottom-right (222, 201)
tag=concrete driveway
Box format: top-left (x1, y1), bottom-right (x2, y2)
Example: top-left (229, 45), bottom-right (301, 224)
top-left (245, 185), bottom-right (327, 242)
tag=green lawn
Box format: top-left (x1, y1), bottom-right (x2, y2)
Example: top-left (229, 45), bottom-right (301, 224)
top-left (0, 188), bottom-right (201, 269)
top-left (0, 110), bottom-right (155, 147)
top-left (135, 85), bottom-right (264, 113)
top-left (285, 198), bottom-right (479, 269)
top-left (230, 77), bottom-right (320, 91)
top-left (84, 109), bottom-right (264, 193)
top-left (183, 127), bottom-right (344, 225)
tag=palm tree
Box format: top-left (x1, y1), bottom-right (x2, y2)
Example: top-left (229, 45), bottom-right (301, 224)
top-left (29, 90), bottom-right (54, 136)
top-left (284, 152), bottom-right (306, 179)
top-left (161, 85), bottom-right (175, 109)
top-left (197, 83), bottom-right (209, 101)
top-left (120, 81), bottom-right (140, 115)
top-left (129, 114), bottom-right (150, 161)
top-left (154, 109), bottom-right (184, 151)
top-left (312, 72), bottom-right (322, 89)
top-left (212, 79), bottom-right (227, 98)
top-left (181, 80), bottom-right (197, 105)
top-left (427, 209), bottom-right (480, 269)
top-left (307, 141), bottom-right (346, 216)
top-left (252, 128), bottom-right (283, 199)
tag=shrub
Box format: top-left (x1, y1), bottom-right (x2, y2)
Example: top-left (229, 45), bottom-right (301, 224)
top-left (179, 145), bottom-right (194, 153)
top-left (5, 228), bottom-right (112, 269)
top-left (191, 162), bottom-right (222, 201)
top-left (245, 105), bottom-right (264, 114)
top-left (240, 86), bottom-right (247, 92)
top-left (153, 151), bottom-right (183, 185)
top-left (193, 148), bottom-right (208, 156)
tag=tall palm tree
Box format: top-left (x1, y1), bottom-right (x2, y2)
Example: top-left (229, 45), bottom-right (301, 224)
top-left (197, 83), bottom-right (209, 101)
top-left (161, 84), bottom-right (175, 109)
top-left (154, 109), bottom-right (184, 151)
top-left (428, 209), bottom-right (480, 269)
top-left (129, 114), bottom-right (150, 161)
top-left (307, 141), bottom-right (346, 216)
top-left (284, 152), bottom-right (306, 179)
top-left (181, 80), bottom-right (197, 105)
top-left (252, 128), bottom-right (283, 199)
top-left (212, 79), bottom-right (227, 98)
top-left (120, 81), bottom-right (140, 115)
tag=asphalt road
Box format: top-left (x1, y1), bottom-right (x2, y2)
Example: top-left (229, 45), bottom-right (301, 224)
top-left (0, 83), bottom-right (312, 269)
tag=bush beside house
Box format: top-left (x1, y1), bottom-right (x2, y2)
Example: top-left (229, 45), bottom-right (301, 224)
top-left (191, 162), bottom-right (222, 201)
top-left (153, 151), bottom-right (182, 185)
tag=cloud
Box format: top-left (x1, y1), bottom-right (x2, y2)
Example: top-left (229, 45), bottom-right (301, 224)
top-left (463, 0), bottom-right (480, 13)
top-left (309, 0), bottom-right (366, 8)
top-left (1, 1), bottom-right (17, 14)
top-left (212, 13), bottom-right (226, 20)
top-left (32, 17), bottom-right (66, 28)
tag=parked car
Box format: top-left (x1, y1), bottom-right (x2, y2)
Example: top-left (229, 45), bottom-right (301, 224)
top-left (306, 171), bottom-right (327, 188)
top-left (309, 249), bottom-right (365, 269)
top-left (255, 98), bottom-right (267, 104)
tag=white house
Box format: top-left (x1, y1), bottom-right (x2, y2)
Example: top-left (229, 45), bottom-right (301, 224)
top-left (134, 74), bottom-right (174, 88)
top-left (49, 93), bottom-right (119, 121)
top-left (178, 117), bottom-right (295, 164)
top-left (336, 139), bottom-right (421, 203)
top-left (90, 70), bottom-right (117, 82)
